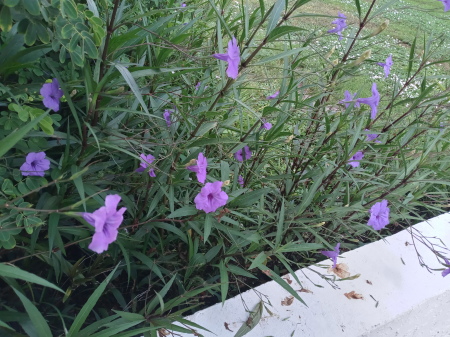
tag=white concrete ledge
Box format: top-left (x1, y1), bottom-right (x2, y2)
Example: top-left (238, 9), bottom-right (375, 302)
top-left (176, 213), bottom-right (450, 337)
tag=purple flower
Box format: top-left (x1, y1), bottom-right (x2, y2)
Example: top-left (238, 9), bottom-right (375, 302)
top-left (321, 243), bottom-right (340, 268)
top-left (20, 152), bottom-right (50, 177)
top-left (367, 199), bottom-right (390, 230)
top-left (328, 12), bottom-right (347, 40)
top-left (187, 152), bottom-right (208, 184)
top-left (40, 78), bottom-right (63, 112)
top-left (340, 90), bottom-right (360, 108)
top-left (365, 129), bottom-right (381, 143)
top-left (356, 83), bottom-right (380, 120)
top-left (261, 118), bottom-right (272, 130)
top-left (438, 0), bottom-right (450, 11)
top-left (83, 194), bottom-right (127, 253)
top-left (234, 146), bottom-right (252, 162)
top-left (442, 258), bottom-right (450, 277)
top-left (377, 54), bottom-right (393, 78)
top-left (163, 109), bottom-right (172, 127)
top-left (136, 153), bottom-right (156, 177)
top-left (213, 37), bottom-right (240, 79)
top-left (348, 151), bottom-right (364, 168)
top-left (266, 91), bottom-right (279, 100)
top-left (195, 82), bottom-right (201, 90)
top-left (238, 175), bottom-right (244, 187)
top-left (181, 2), bottom-right (186, 7)
top-left (194, 181), bottom-right (228, 213)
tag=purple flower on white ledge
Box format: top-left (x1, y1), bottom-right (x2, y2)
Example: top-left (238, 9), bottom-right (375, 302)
top-left (321, 243), bottom-right (340, 268)
top-left (442, 258), bottom-right (450, 277)
top-left (367, 199), bottom-right (390, 230)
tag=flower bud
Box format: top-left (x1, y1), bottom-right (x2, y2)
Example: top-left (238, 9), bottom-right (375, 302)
top-left (222, 180), bottom-right (230, 186)
top-left (285, 135), bottom-right (294, 143)
top-left (331, 59), bottom-right (339, 66)
top-left (325, 46), bottom-right (335, 59)
top-left (364, 20), bottom-right (389, 39)
top-left (185, 159), bottom-right (197, 167)
top-left (352, 49), bottom-right (371, 66)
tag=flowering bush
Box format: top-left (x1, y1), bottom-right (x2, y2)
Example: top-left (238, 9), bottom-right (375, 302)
top-left (1, 0), bottom-right (450, 335)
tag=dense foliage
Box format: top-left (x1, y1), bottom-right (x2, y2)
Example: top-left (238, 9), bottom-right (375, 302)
top-left (1, 0), bottom-right (450, 336)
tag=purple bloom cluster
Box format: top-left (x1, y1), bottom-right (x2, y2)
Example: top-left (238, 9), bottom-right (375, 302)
top-left (83, 194), bottom-right (127, 253)
top-left (442, 258), bottom-right (450, 277)
top-left (365, 129), bottom-right (381, 143)
top-left (238, 175), bottom-right (244, 187)
top-left (194, 181), bottom-right (228, 213)
top-left (20, 152), bottom-right (50, 177)
top-left (187, 152), bottom-right (208, 184)
top-left (136, 153), bottom-right (156, 177)
top-left (356, 83), bottom-right (380, 120)
top-left (163, 109), bottom-right (173, 127)
top-left (367, 200), bottom-right (390, 230)
top-left (321, 243), bottom-right (340, 268)
top-left (261, 118), bottom-right (272, 130)
top-left (341, 91), bottom-right (360, 109)
top-left (438, 0), bottom-right (450, 11)
top-left (377, 54), bottom-right (393, 78)
top-left (234, 146), bottom-right (252, 162)
top-left (40, 78), bottom-right (63, 112)
top-left (266, 91), bottom-right (279, 100)
top-left (213, 37), bottom-right (240, 79)
top-left (348, 151), bottom-right (364, 168)
top-left (328, 12), bottom-right (347, 40)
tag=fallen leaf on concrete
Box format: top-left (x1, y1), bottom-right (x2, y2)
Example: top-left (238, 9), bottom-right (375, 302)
top-left (283, 276), bottom-right (292, 284)
top-left (281, 296), bottom-right (294, 306)
top-left (297, 288), bottom-right (313, 294)
top-left (366, 280), bottom-right (372, 285)
top-left (224, 322), bottom-right (233, 332)
top-left (328, 263), bottom-right (350, 278)
top-left (344, 291), bottom-right (364, 300)
top-left (261, 269), bottom-right (272, 277)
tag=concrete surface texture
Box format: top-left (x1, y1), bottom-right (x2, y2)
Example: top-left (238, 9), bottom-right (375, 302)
top-left (175, 213), bottom-right (450, 337)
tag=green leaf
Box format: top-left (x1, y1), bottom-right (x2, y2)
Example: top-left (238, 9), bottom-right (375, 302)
top-left (204, 214), bottom-right (213, 242)
top-left (167, 206), bottom-right (197, 218)
top-left (12, 288), bottom-right (52, 337)
top-left (219, 260), bottom-right (229, 304)
top-left (266, 0), bottom-right (285, 35)
top-left (0, 264), bottom-right (64, 293)
top-left (22, 0), bottom-right (40, 15)
top-left (267, 26), bottom-right (305, 42)
top-left (83, 35), bottom-right (98, 58)
top-left (61, 0), bottom-right (78, 19)
top-left (4, 0), bottom-right (20, 7)
top-left (407, 37), bottom-right (416, 79)
top-left (67, 265), bottom-right (119, 337)
top-left (0, 6), bottom-right (12, 32)
top-left (354, 0), bottom-right (361, 18)
top-left (115, 63), bottom-right (150, 115)
top-left (234, 301), bottom-right (263, 337)
top-left (253, 47), bottom-right (307, 65)
top-left (229, 188), bottom-right (271, 208)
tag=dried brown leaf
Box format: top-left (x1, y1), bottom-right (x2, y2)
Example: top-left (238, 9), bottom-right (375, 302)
top-left (261, 269), bottom-right (272, 277)
top-left (224, 322), bottom-right (233, 332)
top-left (328, 263), bottom-right (351, 278)
top-left (281, 296), bottom-right (294, 306)
top-left (297, 288), bottom-right (313, 294)
top-left (366, 280), bottom-right (372, 285)
top-left (283, 276), bottom-right (292, 284)
top-left (344, 291), bottom-right (364, 300)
